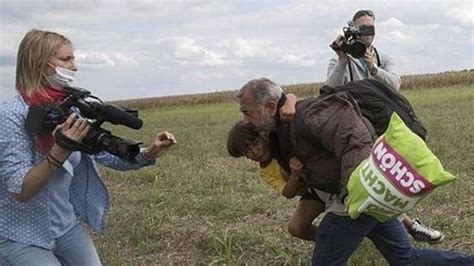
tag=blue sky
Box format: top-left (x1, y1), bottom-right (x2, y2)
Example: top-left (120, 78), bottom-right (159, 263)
top-left (0, 0), bottom-right (472, 100)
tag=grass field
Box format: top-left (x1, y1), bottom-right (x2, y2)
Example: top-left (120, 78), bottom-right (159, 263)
top-left (93, 84), bottom-right (473, 265)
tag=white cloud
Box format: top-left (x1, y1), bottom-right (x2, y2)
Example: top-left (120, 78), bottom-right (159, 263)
top-left (172, 38), bottom-right (230, 66)
top-left (279, 54), bottom-right (315, 67)
top-left (178, 71), bottom-right (226, 81)
top-left (381, 30), bottom-right (414, 43)
top-left (395, 55), bottom-right (410, 65)
top-left (380, 17), bottom-right (404, 27)
top-left (114, 53), bottom-right (136, 65)
top-left (225, 38), bottom-right (265, 59)
top-left (446, 6), bottom-right (473, 28)
top-left (76, 51), bottom-right (116, 68)
top-left (222, 38), bottom-right (315, 67)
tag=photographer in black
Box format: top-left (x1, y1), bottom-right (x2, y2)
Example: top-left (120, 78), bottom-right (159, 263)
top-left (326, 9), bottom-right (401, 91)
top-left (0, 29), bottom-right (175, 265)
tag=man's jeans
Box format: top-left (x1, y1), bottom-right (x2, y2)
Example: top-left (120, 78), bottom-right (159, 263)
top-left (0, 223), bottom-right (101, 266)
top-left (313, 213), bottom-right (473, 266)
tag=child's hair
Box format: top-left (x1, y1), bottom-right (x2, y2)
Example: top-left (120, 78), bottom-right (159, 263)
top-left (227, 121), bottom-right (260, 158)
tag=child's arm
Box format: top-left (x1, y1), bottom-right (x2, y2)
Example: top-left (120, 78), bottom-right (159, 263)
top-left (282, 157), bottom-right (303, 198)
top-left (279, 93), bottom-right (297, 122)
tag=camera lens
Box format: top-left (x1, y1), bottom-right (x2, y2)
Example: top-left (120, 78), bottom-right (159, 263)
top-left (97, 132), bottom-right (141, 161)
top-left (83, 127), bottom-right (141, 162)
top-left (347, 42), bottom-right (366, 58)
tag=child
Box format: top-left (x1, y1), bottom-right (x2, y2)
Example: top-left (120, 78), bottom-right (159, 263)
top-left (227, 121), bottom-right (324, 241)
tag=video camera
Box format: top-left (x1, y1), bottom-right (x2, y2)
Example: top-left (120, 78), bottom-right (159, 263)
top-left (25, 86), bottom-right (144, 162)
top-left (331, 22), bottom-right (375, 58)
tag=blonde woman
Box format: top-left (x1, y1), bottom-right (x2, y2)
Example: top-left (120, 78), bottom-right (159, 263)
top-left (0, 29), bottom-right (176, 265)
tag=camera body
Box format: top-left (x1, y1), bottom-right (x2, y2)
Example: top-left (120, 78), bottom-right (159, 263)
top-left (331, 22), bottom-right (375, 59)
top-left (340, 24), bottom-right (367, 58)
top-left (25, 86), bottom-right (144, 162)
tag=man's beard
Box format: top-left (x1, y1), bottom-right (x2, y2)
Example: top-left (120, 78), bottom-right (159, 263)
top-left (257, 111), bottom-right (276, 140)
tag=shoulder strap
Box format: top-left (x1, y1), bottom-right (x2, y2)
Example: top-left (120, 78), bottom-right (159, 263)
top-left (373, 47), bottom-right (381, 67)
top-left (348, 59), bottom-right (354, 82)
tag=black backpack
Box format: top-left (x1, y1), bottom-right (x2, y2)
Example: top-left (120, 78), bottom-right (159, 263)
top-left (319, 79), bottom-right (427, 139)
top-left (285, 79), bottom-right (428, 194)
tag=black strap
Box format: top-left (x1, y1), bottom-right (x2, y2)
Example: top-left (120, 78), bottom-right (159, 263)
top-left (348, 59), bottom-right (354, 82)
top-left (54, 131), bottom-right (98, 154)
top-left (374, 47), bottom-right (381, 67)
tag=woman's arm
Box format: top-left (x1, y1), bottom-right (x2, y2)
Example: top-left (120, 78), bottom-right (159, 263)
top-left (14, 145), bottom-right (70, 202)
top-left (13, 114), bottom-right (89, 202)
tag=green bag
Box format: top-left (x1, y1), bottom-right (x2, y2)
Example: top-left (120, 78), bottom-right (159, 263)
top-left (346, 113), bottom-right (456, 222)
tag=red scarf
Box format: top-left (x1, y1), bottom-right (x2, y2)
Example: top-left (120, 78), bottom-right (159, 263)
top-left (21, 86), bottom-right (67, 154)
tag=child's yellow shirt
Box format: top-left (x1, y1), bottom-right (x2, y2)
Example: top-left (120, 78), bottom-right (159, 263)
top-left (259, 159), bottom-right (289, 193)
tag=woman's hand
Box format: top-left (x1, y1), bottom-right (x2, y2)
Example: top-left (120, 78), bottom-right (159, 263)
top-left (142, 131), bottom-right (176, 160)
top-left (289, 157), bottom-right (303, 177)
top-left (54, 113), bottom-right (90, 142)
top-left (51, 113), bottom-right (90, 161)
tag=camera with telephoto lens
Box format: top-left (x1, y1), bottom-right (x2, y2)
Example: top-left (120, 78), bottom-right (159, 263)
top-left (331, 22), bottom-right (375, 58)
top-left (25, 86), bottom-right (144, 162)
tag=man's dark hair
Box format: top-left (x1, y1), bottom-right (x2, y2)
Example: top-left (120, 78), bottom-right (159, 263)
top-left (352, 9), bottom-right (375, 21)
top-left (227, 121), bottom-right (260, 158)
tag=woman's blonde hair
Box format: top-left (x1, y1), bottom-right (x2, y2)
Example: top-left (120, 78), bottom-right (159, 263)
top-left (15, 29), bottom-right (71, 96)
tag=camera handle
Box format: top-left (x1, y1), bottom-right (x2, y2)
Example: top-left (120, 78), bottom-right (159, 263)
top-left (54, 131), bottom-right (98, 154)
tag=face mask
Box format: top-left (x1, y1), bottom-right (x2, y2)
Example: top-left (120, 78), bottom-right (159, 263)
top-left (47, 65), bottom-right (76, 88)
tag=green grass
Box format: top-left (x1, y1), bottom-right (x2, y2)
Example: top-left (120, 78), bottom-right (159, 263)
top-left (93, 85), bottom-right (474, 265)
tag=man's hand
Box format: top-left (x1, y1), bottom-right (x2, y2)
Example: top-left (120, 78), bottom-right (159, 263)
top-left (364, 46), bottom-right (378, 75)
top-left (289, 157), bottom-right (303, 177)
top-left (142, 131), bottom-right (176, 160)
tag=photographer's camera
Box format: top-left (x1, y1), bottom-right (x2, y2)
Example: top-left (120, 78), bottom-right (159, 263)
top-left (331, 22), bottom-right (375, 58)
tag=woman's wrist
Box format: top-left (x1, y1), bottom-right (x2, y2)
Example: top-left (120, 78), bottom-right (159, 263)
top-left (45, 155), bottom-right (63, 168)
top-left (49, 144), bottom-right (71, 163)
top-left (141, 148), bottom-right (155, 160)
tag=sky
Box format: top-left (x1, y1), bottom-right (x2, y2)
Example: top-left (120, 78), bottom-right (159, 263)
top-left (0, 0), bottom-right (473, 101)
